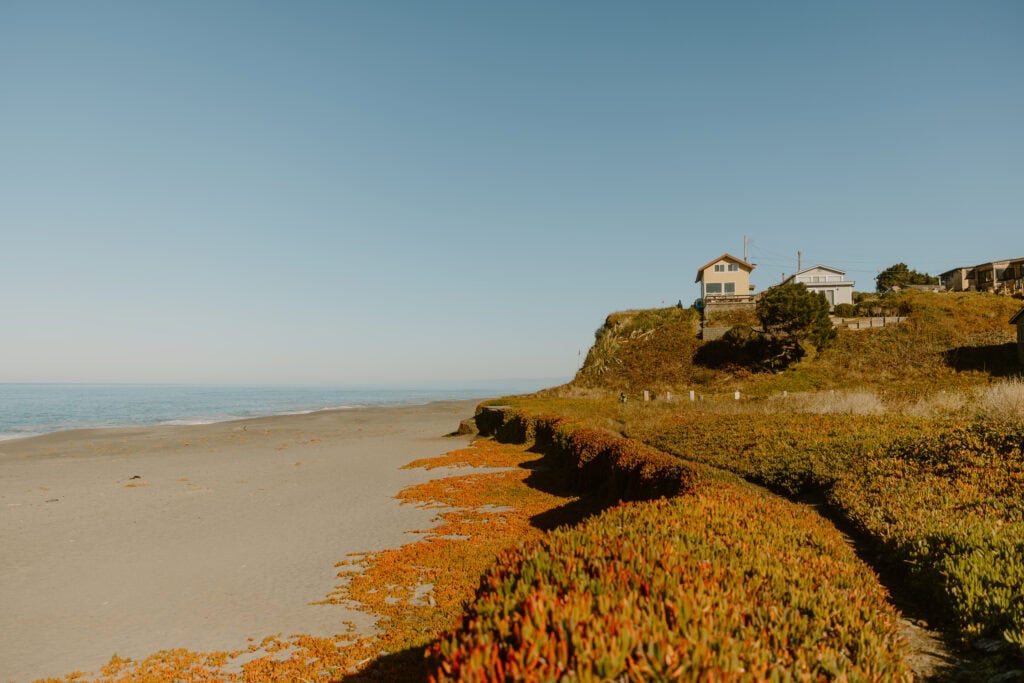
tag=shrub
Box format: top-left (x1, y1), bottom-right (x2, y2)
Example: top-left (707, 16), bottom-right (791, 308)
top-left (834, 303), bottom-right (856, 318)
top-left (476, 407), bottom-right (697, 503)
top-left (430, 482), bottom-right (912, 681)
top-left (756, 283), bottom-right (837, 369)
top-left (758, 282), bottom-right (836, 347)
top-left (876, 262), bottom-right (939, 292)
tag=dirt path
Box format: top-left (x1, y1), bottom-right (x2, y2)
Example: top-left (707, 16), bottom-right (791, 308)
top-left (797, 499), bottom-right (977, 681)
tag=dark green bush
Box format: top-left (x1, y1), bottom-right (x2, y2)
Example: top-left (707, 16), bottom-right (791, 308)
top-left (834, 303), bottom-right (856, 317)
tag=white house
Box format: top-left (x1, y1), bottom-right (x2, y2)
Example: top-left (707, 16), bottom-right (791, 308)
top-left (782, 265), bottom-right (854, 310)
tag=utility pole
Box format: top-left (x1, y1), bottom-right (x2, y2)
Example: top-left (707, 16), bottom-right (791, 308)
top-left (797, 251), bottom-right (802, 272)
top-left (743, 235), bottom-right (748, 262)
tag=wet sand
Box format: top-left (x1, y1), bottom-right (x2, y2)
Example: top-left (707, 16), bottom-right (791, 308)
top-left (0, 400), bottom-right (478, 682)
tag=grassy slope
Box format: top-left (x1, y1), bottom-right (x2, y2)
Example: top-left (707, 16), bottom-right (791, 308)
top-left (574, 306), bottom-right (707, 391)
top-left (569, 291), bottom-right (1021, 399)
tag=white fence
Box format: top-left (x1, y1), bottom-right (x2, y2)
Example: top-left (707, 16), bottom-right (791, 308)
top-left (831, 316), bottom-right (906, 330)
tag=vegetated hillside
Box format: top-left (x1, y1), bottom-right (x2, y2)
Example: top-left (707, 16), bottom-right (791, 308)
top-left (505, 291), bottom-right (1024, 678)
top-left (571, 291), bottom-right (1021, 396)
top-left (823, 291), bottom-right (1021, 389)
top-left (493, 391), bottom-right (1024, 673)
top-left (574, 306), bottom-right (704, 391)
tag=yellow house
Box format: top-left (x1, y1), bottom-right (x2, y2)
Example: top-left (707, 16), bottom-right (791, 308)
top-left (695, 253), bottom-right (756, 300)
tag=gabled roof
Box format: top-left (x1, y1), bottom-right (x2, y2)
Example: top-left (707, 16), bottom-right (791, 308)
top-left (780, 265), bottom-right (854, 287)
top-left (1010, 306), bottom-right (1024, 325)
top-left (694, 253), bottom-right (755, 283)
top-left (789, 265), bottom-right (847, 278)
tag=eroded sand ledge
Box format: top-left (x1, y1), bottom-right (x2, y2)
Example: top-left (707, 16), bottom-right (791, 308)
top-left (0, 400), bottom-right (479, 682)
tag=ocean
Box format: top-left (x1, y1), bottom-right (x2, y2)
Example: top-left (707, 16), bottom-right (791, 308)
top-left (0, 381), bottom-right (555, 441)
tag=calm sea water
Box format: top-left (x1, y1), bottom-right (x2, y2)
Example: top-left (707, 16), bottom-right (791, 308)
top-left (0, 382), bottom-right (554, 441)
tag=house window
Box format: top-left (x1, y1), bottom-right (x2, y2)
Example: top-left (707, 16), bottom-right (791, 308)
top-left (714, 264), bottom-right (726, 272)
top-left (728, 263), bottom-right (739, 271)
top-left (724, 282), bottom-right (736, 294)
top-left (705, 283), bottom-right (722, 294)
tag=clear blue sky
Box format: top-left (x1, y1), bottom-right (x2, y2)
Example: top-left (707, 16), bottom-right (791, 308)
top-left (1, 1), bottom-right (1020, 384)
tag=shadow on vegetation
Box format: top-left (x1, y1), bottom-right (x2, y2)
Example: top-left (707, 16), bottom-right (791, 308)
top-left (340, 644), bottom-right (435, 682)
top-left (943, 342), bottom-right (1020, 377)
top-left (519, 450), bottom-right (608, 531)
top-left (693, 328), bottom-right (804, 372)
top-left (693, 338), bottom-right (742, 369)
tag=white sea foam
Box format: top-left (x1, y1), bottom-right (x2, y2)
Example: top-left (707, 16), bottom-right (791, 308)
top-left (280, 404), bottom-right (360, 415)
top-left (0, 432), bottom-right (42, 442)
top-left (160, 417), bottom-right (225, 426)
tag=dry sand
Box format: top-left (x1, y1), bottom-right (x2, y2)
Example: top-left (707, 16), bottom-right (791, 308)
top-left (0, 400), bottom-right (479, 682)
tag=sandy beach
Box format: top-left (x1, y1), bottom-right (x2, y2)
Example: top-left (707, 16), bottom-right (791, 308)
top-left (0, 400), bottom-right (479, 682)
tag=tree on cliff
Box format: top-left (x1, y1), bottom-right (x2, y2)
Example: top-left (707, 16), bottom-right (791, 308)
top-left (697, 283), bottom-right (836, 372)
top-left (755, 282), bottom-right (836, 369)
top-left (875, 263), bottom-right (939, 292)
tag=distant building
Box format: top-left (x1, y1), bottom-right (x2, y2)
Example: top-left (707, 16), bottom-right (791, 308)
top-left (951, 258), bottom-right (1024, 295)
top-left (999, 259), bottom-right (1024, 295)
top-left (1012, 306), bottom-right (1024, 365)
top-left (970, 260), bottom-right (1011, 292)
top-left (939, 266), bottom-right (972, 292)
top-left (695, 253), bottom-right (755, 301)
top-left (781, 265), bottom-right (855, 310)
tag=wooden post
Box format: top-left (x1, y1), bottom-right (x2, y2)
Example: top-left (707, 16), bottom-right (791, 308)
top-left (643, 390), bottom-right (650, 402)
top-left (689, 390), bottom-right (695, 402)
top-left (734, 391), bottom-right (740, 401)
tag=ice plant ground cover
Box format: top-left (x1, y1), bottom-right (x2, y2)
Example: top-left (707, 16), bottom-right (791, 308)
top-left (643, 413), bottom-right (1024, 654)
top-left (431, 480), bottom-right (912, 681)
top-left (492, 395), bottom-right (1024, 674)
